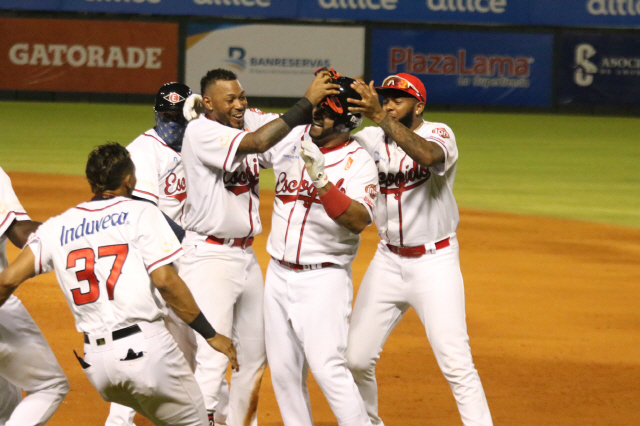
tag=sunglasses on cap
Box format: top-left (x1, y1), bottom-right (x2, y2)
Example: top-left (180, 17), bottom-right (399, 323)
top-left (380, 75), bottom-right (425, 101)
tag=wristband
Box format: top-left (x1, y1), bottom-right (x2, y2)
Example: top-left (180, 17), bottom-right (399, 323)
top-left (188, 311), bottom-right (217, 340)
top-left (281, 98), bottom-right (313, 129)
top-left (319, 184), bottom-right (352, 219)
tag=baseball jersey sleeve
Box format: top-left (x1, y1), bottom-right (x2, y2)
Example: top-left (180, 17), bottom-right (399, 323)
top-left (186, 118), bottom-right (248, 173)
top-left (353, 127), bottom-right (381, 159)
top-left (244, 108), bottom-right (281, 131)
top-left (127, 138), bottom-right (160, 205)
top-left (343, 152), bottom-right (379, 221)
top-left (133, 203), bottom-right (183, 273)
top-left (0, 168), bottom-right (31, 237)
top-left (422, 124), bottom-right (458, 176)
top-left (27, 221), bottom-right (55, 275)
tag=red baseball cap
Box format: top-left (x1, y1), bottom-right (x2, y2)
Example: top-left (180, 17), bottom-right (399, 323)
top-left (375, 73), bottom-right (426, 102)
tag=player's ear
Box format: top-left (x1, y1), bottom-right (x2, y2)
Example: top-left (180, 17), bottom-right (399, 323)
top-left (122, 173), bottom-right (136, 197)
top-left (415, 101), bottom-right (425, 116)
top-left (202, 95), bottom-right (214, 111)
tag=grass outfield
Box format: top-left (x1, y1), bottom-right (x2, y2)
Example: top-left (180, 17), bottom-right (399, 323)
top-left (1, 101), bottom-right (639, 228)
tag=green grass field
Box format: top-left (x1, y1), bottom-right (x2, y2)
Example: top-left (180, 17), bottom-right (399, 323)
top-left (1, 101), bottom-right (638, 228)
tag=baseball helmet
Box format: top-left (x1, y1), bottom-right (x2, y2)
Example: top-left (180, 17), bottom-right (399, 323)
top-left (315, 68), bottom-right (364, 133)
top-left (154, 82), bottom-right (192, 112)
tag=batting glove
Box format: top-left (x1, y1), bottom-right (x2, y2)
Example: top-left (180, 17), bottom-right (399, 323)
top-left (183, 94), bottom-right (203, 122)
top-left (300, 140), bottom-right (329, 188)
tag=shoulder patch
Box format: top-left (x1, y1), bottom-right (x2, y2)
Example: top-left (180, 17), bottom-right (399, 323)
top-left (249, 108), bottom-right (266, 115)
top-left (432, 127), bottom-right (450, 139)
top-left (365, 184), bottom-right (378, 200)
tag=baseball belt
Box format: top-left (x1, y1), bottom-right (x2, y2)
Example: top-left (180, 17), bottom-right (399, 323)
top-left (386, 237), bottom-right (450, 258)
top-left (83, 324), bottom-right (142, 345)
top-left (274, 257), bottom-right (335, 272)
top-left (206, 235), bottom-right (254, 249)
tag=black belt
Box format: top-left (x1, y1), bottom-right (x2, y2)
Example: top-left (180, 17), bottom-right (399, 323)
top-left (84, 324), bottom-right (142, 345)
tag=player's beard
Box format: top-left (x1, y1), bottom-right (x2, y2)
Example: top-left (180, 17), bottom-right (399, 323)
top-left (398, 108), bottom-right (415, 129)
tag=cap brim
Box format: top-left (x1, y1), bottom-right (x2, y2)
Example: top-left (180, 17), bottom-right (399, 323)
top-left (375, 86), bottom-right (420, 100)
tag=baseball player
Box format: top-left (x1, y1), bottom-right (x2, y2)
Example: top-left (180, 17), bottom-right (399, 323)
top-left (259, 71), bottom-right (378, 426)
top-left (106, 83), bottom-right (213, 426)
top-left (0, 166), bottom-right (69, 426)
top-left (0, 143), bottom-right (239, 426)
top-left (345, 74), bottom-right (493, 425)
top-left (179, 68), bottom-right (339, 426)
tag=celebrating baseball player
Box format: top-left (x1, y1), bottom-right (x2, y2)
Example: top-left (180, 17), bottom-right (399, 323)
top-left (258, 69), bottom-right (378, 426)
top-left (344, 74), bottom-right (493, 425)
top-left (0, 143), bottom-right (239, 426)
top-left (179, 68), bottom-right (339, 426)
top-left (0, 166), bottom-right (69, 426)
top-left (106, 83), bottom-right (207, 426)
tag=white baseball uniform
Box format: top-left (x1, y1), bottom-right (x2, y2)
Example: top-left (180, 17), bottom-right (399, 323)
top-left (104, 130), bottom-right (202, 426)
top-left (259, 126), bottom-right (378, 426)
top-left (0, 167), bottom-right (69, 426)
top-left (179, 108), bottom-right (279, 426)
top-left (26, 196), bottom-right (209, 426)
top-left (347, 121), bottom-right (493, 425)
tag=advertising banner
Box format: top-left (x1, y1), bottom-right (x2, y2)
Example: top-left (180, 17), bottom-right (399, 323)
top-left (298, 0), bottom-right (530, 25)
top-left (371, 29), bottom-right (553, 107)
top-left (1, 0), bottom-right (58, 11)
top-left (533, 0), bottom-right (640, 28)
top-left (51, 0), bottom-right (294, 19)
top-left (0, 18), bottom-right (178, 94)
top-left (558, 33), bottom-right (640, 106)
top-left (185, 24), bottom-right (365, 97)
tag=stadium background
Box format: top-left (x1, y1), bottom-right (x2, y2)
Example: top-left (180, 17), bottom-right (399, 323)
top-left (1, 2), bottom-right (639, 425)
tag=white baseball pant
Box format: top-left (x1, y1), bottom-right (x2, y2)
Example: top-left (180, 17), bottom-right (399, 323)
top-left (179, 243), bottom-right (266, 426)
top-left (346, 237), bottom-right (493, 426)
top-left (0, 296), bottom-right (69, 426)
top-left (264, 260), bottom-right (372, 426)
top-left (105, 308), bottom-right (200, 426)
top-left (82, 319), bottom-right (207, 426)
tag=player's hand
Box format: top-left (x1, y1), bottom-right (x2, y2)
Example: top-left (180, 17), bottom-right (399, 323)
top-left (348, 80), bottom-right (386, 124)
top-left (304, 71), bottom-right (340, 107)
top-left (183, 94), bottom-right (205, 122)
top-left (206, 334), bottom-right (239, 372)
top-left (300, 140), bottom-right (329, 188)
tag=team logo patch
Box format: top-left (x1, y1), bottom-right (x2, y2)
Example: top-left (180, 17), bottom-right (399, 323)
top-left (365, 184), bottom-right (378, 199)
top-left (163, 92), bottom-right (185, 104)
top-left (250, 108), bottom-right (267, 114)
top-left (161, 241), bottom-right (174, 252)
top-left (345, 157), bottom-right (354, 171)
top-left (432, 127), bottom-right (450, 138)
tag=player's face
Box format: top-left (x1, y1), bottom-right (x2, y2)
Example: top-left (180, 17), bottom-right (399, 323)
top-left (382, 96), bottom-right (420, 129)
top-left (203, 79), bottom-right (248, 129)
top-left (309, 106), bottom-right (339, 145)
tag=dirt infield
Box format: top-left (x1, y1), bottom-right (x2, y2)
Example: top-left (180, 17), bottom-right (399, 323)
top-left (5, 171), bottom-right (640, 426)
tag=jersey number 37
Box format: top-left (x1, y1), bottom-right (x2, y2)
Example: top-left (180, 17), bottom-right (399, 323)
top-left (66, 244), bottom-right (129, 306)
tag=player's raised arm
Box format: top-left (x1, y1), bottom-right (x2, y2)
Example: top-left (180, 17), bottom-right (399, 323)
top-left (150, 264), bottom-right (239, 372)
top-left (348, 79), bottom-right (444, 168)
top-left (201, 70), bottom-right (339, 155)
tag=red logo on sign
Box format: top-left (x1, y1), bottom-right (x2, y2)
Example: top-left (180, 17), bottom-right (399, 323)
top-left (432, 127), bottom-right (450, 138)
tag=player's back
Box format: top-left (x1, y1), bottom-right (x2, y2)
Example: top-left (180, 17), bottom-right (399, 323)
top-left (30, 196), bottom-right (182, 335)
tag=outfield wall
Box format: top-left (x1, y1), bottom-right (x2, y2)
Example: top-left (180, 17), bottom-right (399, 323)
top-left (1, 8), bottom-right (639, 112)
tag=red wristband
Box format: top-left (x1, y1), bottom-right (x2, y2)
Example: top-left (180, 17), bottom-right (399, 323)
top-left (319, 184), bottom-right (352, 219)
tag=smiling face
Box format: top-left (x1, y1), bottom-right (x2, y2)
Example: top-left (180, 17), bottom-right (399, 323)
top-left (309, 106), bottom-right (341, 146)
top-left (202, 79), bottom-right (248, 129)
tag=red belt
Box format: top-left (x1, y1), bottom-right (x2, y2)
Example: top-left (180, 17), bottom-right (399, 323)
top-left (206, 235), bottom-right (254, 249)
top-left (274, 257), bottom-right (334, 272)
top-left (386, 237), bottom-right (450, 258)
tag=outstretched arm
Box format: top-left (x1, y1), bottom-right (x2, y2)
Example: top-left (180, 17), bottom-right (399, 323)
top-left (235, 71), bottom-right (340, 154)
top-left (150, 264), bottom-right (239, 371)
top-left (6, 220), bottom-right (40, 249)
top-left (348, 80), bottom-right (444, 168)
top-left (0, 246), bottom-right (36, 307)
